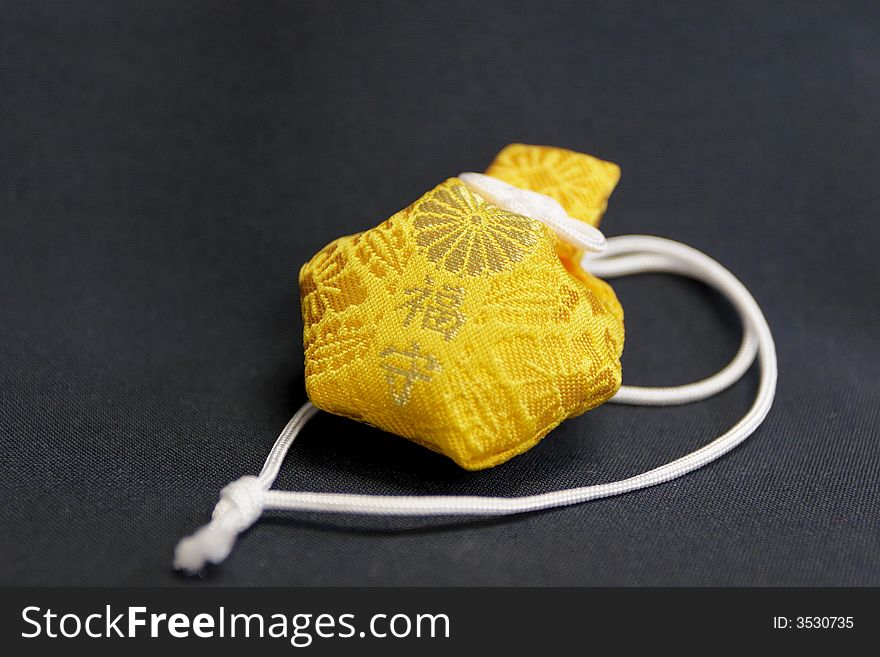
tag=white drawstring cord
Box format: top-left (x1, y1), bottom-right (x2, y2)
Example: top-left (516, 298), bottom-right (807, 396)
top-left (173, 403), bottom-right (320, 573)
top-left (174, 235), bottom-right (776, 573)
top-left (459, 172), bottom-right (608, 253)
top-left (595, 238), bottom-right (761, 406)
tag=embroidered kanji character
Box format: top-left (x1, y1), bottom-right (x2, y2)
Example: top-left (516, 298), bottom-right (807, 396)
top-left (379, 342), bottom-right (441, 406)
top-left (397, 277), bottom-right (466, 340)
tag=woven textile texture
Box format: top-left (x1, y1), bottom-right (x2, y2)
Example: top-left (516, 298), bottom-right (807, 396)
top-left (486, 144), bottom-right (624, 311)
top-left (300, 147), bottom-right (624, 469)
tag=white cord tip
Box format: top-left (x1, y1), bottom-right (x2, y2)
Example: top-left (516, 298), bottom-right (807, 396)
top-left (173, 525), bottom-right (234, 574)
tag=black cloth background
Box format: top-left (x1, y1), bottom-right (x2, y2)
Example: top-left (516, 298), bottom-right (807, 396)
top-left (1, 0), bottom-right (878, 586)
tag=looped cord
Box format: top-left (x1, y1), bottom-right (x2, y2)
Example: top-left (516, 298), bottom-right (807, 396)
top-left (592, 237), bottom-right (763, 406)
top-left (174, 235), bottom-right (777, 573)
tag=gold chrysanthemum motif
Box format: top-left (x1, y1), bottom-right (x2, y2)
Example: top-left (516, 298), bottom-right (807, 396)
top-left (412, 182), bottom-right (543, 276)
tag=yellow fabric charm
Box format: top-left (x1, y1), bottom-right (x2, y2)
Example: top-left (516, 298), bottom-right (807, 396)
top-left (299, 144), bottom-right (624, 470)
top-left (178, 145), bottom-right (776, 571)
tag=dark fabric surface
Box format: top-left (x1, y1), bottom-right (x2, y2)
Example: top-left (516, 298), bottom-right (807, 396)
top-left (1, 0), bottom-right (878, 586)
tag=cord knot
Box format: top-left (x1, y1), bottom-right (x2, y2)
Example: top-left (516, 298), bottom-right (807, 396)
top-left (215, 475), bottom-right (265, 529)
top-left (173, 475), bottom-right (266, 574)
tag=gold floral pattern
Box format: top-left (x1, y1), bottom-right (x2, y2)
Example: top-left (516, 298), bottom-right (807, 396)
top-left (299, 238), bottom-right (368, 326)
top-left (412, 182), bottom-right (544, 276)
top-left (486, 143), bottom-right (620, 227)
top-left (352, 218), bottom-right (408, 280)
top-left (477, 275), bottom-right (587, 326)
top-left (304, 315), bottom-right (371, 378)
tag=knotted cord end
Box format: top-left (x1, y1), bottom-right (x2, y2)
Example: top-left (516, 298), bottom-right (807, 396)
top-left (173, 475), bottom-right (266, 574)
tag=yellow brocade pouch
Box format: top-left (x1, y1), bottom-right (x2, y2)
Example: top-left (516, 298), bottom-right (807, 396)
top-left (299, 144), bottom-right (625, 470)
top-left (176, 144), bottom-right (777, 573)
